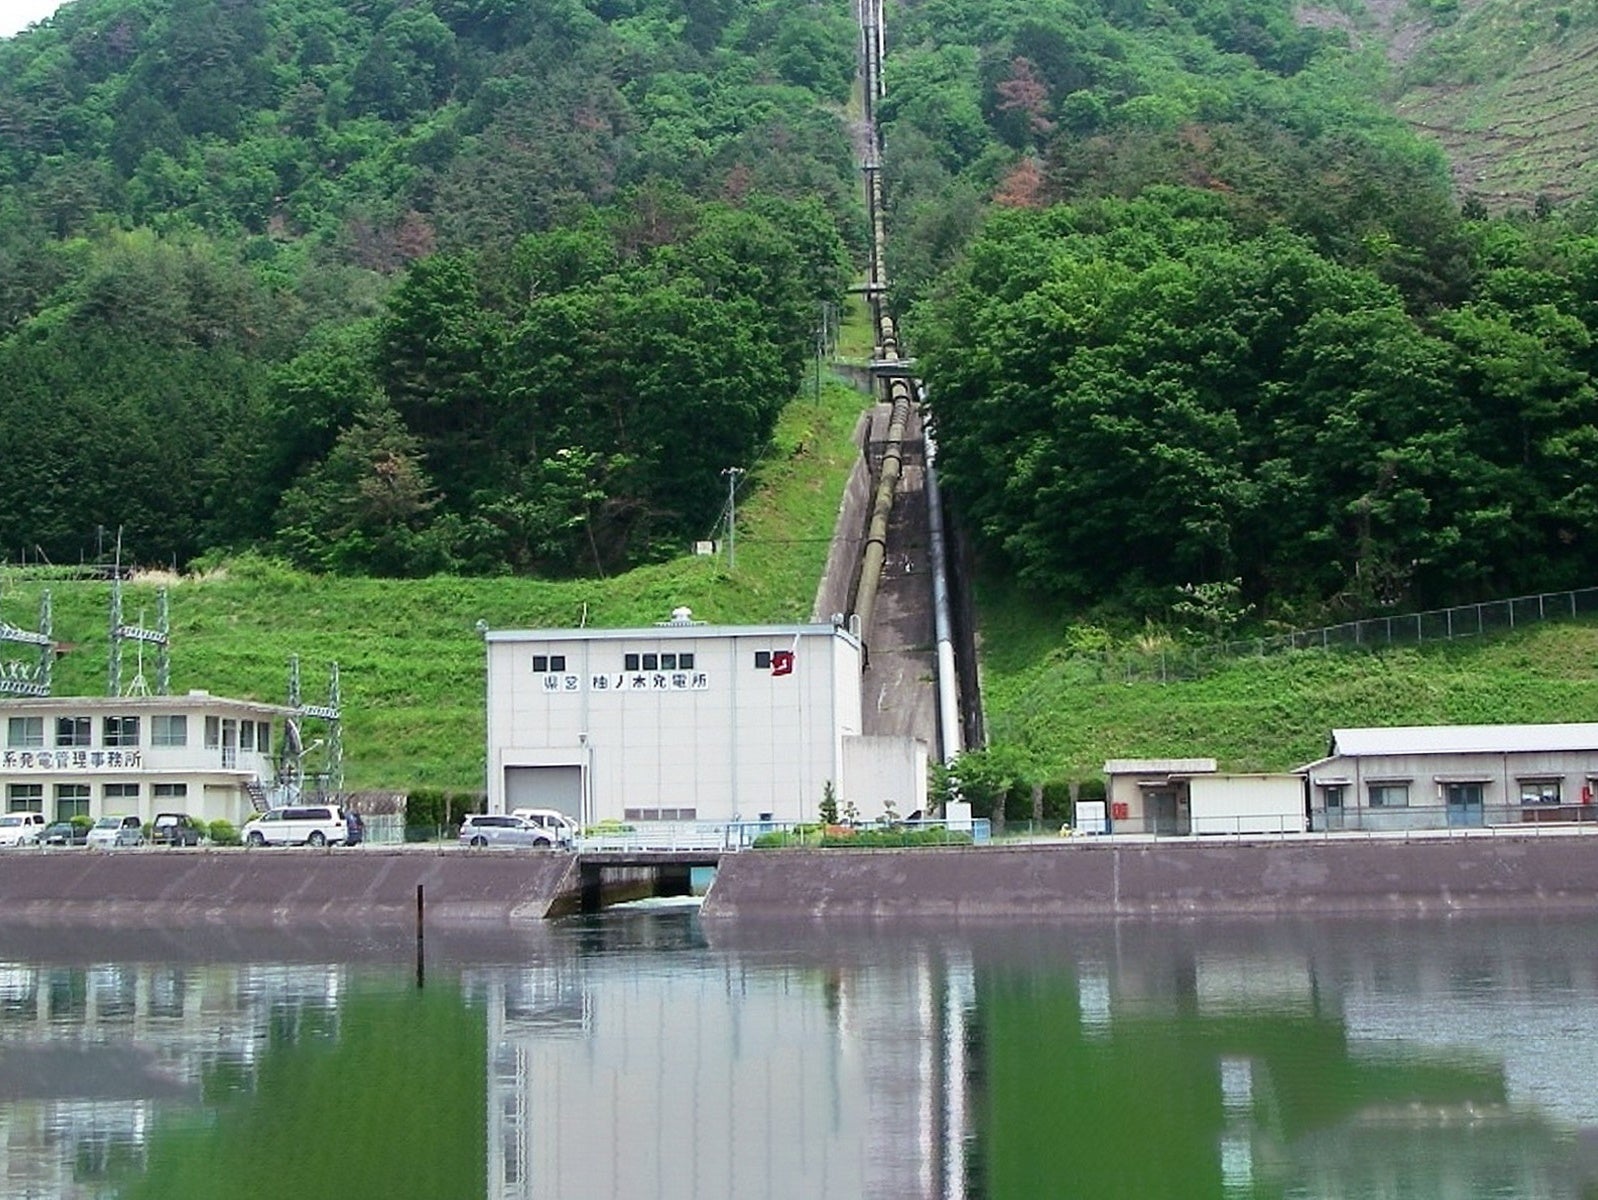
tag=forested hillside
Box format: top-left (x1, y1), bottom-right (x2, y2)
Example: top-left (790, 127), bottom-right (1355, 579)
top-left (2, 0), bottom-right (1598, 636)
top-left (0, 0), bottom-right (861, 573)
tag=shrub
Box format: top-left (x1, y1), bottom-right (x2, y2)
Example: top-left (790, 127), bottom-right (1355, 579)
top-left (209, 819), bottom-right (241, 846)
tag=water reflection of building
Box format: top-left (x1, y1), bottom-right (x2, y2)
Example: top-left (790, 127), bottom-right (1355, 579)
top-left (467, 925), bottom-right (977, 1200)
top-left (0, 960), bottom-right (344, 1198)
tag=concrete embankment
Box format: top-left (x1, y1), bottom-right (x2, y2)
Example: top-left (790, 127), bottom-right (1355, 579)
top-left (7, 835), bottom-right (1598, 926)
top-left (698, 835), bottom-right (1598, 920)
top-left (0, 848), bottom-right (577, 927)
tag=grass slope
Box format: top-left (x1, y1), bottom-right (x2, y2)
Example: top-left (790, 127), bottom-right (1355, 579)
top-left (1335, 0), bottom-right (1598, 208)
top-left (978, 577), bottom-right (1598, 785)
top-left (0, 380), bottom-right (869, 792)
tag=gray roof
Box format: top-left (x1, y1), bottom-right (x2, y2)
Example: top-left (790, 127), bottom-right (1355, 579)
top-left (485, 622), bottom-right (856, 646)
top-left (1331, 723), bottom-right (1598, 756)
top-left (1103, 758), bottom-right (1217, 776)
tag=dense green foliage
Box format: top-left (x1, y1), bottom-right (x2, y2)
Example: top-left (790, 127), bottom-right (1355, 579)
top-left (916, 189), bottom-right (1598, 617)
top-left (0, 0), bottom-right (859, 575)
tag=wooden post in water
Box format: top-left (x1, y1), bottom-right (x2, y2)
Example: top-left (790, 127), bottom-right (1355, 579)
top-left (415, 883), bottom-right (425, 989)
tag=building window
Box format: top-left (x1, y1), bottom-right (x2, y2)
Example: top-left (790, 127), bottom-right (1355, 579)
top-left (54, 784), bottom-right (88, 820)
top-left (1446, 782), bottom-right (1484, 807)
top-left (754, 651), bottom-right (771, 669)
top-left (531, 654), bottom-right (566, 672)
top-left (258, 723), bottom-right (270, 755)
top-left (623, 807), bottom-right (699, 821)
top-left (1368, 783), bottom-right (1409, 807)
top-left (240, 721), bottom-right (256, 751)
top-left (1520, 779), bottom-right (1561, 805)
top-left (7, 717), bottom-right (43, 748)
top-left (7, 784), bottom-right (43, 813)
top-left (56, 717), bottom-right (91, 747)
top-left (624, 653), bottom-right (640, 671)
top-left (152, 715), bottom-right (187, 747)
top-left (1322, 785), bottom-right (1344, 810)
top-left (154, 783), bottom-right (188, 802)
top-left (103, 783), bottom-right (140, 808)
top-left (678, 652), bottom-right (693, 669)
top-left (104, 715), bottom-right (140, 748)
top-left (660, 653), bottom-right (677, 670)
top-left (204, 716), bottom-right (220, 749)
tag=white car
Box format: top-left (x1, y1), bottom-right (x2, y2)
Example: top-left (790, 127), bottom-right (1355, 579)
top-left (242, 804), bottom-right (348, 847)
top-left (0, 813), bottom-right (46, 846)
top-left (511, 808), bottom-right (580, 847)
top-left (86, 814), bottom-right (144, 849)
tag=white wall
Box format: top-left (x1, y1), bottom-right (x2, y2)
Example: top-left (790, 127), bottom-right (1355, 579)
top-left (1188, 775), bottom-right (1305, 835)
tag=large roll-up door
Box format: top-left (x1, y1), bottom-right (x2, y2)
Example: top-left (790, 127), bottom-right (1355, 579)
top-left (504, 766), bottom-right (582, 820)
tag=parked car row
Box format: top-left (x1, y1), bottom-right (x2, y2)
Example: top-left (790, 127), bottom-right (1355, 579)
top-left (0, 806), bottom-right (366, 849)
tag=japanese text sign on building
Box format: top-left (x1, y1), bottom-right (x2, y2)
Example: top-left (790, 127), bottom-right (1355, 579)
top-left (1, 749), bottom-right (144, 770)
top-left (536, 673), bottom-right (710, 693)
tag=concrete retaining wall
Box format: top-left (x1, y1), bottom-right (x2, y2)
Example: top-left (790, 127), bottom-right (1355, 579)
top-left (0, 849), bottom-right (578, 927)
top-left (698, 837), bottom-right (1598, 920)
top-left (9, 837), bottom-right (1598, 927)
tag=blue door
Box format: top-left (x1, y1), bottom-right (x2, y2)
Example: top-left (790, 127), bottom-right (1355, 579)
top-left (1446, 782), bottom-right (1484, 827)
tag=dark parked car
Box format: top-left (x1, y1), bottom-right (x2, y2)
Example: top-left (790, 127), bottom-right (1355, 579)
top-left (42, 821), bottom-right (88, 847)
top-left (150, 812), bottom-right (206, 846)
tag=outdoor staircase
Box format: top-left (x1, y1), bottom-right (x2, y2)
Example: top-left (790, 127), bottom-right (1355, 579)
top-left (245, 779), bottom-right (270, 813)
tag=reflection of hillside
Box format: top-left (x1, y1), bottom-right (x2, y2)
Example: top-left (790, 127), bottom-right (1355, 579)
top-left (0, 961), bottom-right (344, 1200)
top-left (974, 921), bottom-right (1594, 1200)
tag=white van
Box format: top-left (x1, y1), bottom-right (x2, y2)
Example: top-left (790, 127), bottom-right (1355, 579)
top-left (0, 812), bottom-right (46, 846)
top-left (510, 808), bottom-right (580, 848)
top-left (242, 805), bottom-right (347, 847)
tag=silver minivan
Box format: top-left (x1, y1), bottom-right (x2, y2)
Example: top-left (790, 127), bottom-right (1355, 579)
top-left (242, 805), bottom-right (347, 847)
top-left (459, 813), bottom-right (568, 849)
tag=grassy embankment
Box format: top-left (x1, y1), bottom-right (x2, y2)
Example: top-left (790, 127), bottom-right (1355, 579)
top-left (0, 376), bottom-right (871, 792)
top-left (977, 576), bottom-right (1598, 789)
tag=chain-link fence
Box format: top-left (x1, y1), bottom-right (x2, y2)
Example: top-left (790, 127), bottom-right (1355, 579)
top-left (1100, 587), bottom-right (1598, 684)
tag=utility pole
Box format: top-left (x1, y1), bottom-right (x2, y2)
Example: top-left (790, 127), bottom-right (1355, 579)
top-left (721, 466), bottom-right (744, 570)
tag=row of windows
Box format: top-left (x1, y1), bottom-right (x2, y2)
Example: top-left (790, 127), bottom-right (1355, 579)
top-left (621, 653), bottom-right (695, 672)
top-left (7, 716), bottom-right (271, 753)
top-left (7, 781), bottom-right (187, 820)
top-left (623, 807), bottom-right (698, 821)
top-left (1326, 779), bottom-right (1586, 808)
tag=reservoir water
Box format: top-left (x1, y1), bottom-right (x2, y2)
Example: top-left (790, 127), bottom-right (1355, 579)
top-left (0, 907), bottom-right (1593, 1199)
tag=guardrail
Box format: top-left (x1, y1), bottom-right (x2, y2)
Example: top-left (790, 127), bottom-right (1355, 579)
top-left (576, 818), bottom-right (993, 852)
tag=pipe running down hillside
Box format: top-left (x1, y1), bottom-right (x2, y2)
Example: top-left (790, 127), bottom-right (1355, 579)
top-left (850, 0), bottom-right (963, 764)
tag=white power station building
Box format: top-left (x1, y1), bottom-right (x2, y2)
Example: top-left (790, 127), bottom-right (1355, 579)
top-left (484, 610), bottom-right (926, 826)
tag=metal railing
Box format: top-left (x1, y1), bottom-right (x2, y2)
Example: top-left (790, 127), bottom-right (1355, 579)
top-left (1018, 803), bottom-right (1598, 839)
top-left (579, 818), bottom-right (993, 852)
top-left (1102, 586), bottom-right (1598, 684)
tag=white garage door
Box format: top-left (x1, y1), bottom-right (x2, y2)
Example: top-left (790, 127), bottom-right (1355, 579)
top-left (505, 766), bottom-right (582, 821)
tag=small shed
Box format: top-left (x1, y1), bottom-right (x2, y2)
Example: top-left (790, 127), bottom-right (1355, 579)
top-left (1102, 759), bottom-right (1217, 835)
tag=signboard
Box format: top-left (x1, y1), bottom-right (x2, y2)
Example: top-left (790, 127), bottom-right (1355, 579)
top-left (537, 673), bottom-right (711, 693)
top-left (2, 749), bottom-right (144, 770)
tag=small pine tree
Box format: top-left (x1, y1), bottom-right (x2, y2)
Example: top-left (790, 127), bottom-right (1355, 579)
top-left (819, 781), bottom-right (838, 825)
